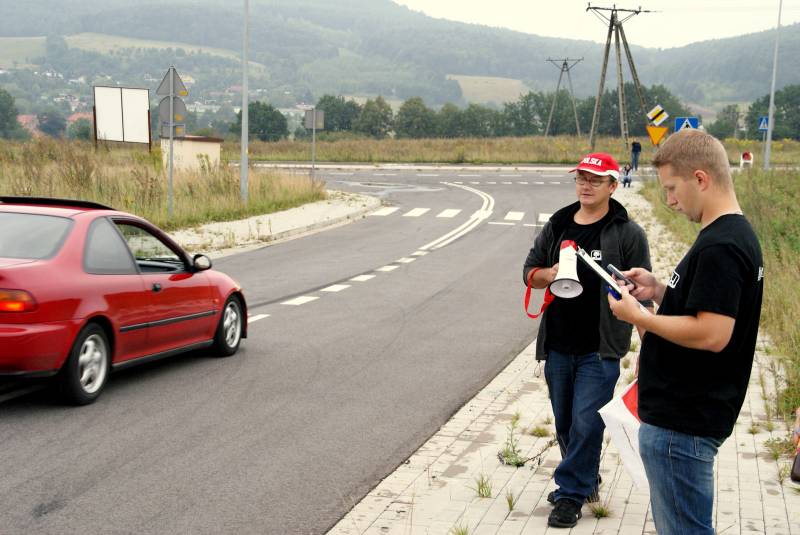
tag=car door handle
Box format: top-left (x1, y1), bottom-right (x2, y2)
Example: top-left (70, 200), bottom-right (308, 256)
top-left (152, 283), bottom-right (162, 292)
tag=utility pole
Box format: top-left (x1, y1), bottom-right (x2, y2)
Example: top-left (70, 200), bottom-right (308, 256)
top-left (240, 0), bottom-right (249, 204)
top-left (764, 0), bottom-right (782, 170)
top-left (544, 58), bottom-right (583, 137)
top-left (586, 3), bottom-right (652, 150)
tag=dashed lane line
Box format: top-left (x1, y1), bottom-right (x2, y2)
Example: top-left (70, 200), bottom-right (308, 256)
top-left (350, 274), bottom-right (376, 282)
top-left (397, 257), bottom-right (416, 264)
top-left (248, 314), bottom-right (270, 323)
top-left (321, 284), bottom-right (351, 292)
top-left (489, 222), bottom-right (515, 226)
top-left (376, 265), bottom-right (399, 272)
top-left (281, 296), bottom-right (320, 306)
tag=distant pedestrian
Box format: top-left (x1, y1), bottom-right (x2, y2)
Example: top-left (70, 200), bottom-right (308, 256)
top-left (622, 164), bottom-right (633, 188)
top-left (608, 129), bottom-right (764, 535)
top-left (631, 140), bottom-right (642, 171)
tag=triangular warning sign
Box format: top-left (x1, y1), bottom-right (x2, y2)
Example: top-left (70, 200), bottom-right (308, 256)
top-left (759, 117), bottom-right (769, 130)
top-left (679, 118), bottom-right (694, 130)
top-left (647, 125), bottom-right (668, 146)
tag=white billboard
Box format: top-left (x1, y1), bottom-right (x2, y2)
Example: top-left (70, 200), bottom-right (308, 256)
top-left (94, 86), bottom-right (151, 144)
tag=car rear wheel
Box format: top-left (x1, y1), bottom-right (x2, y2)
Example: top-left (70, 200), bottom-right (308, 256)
top-left (213, 296), bottom-right (243, 357)
top-left (59, 323), bottom-right (110, 405)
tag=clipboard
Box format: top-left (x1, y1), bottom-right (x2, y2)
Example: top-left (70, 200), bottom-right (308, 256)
top-left (576, 247), bottom-right (622, 298)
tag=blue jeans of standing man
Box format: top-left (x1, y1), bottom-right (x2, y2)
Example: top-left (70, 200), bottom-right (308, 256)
top-left (631, 151), bottom-right (640, 170)
top-left (545, 350), bottom-right (620, 503)
top-left (639, 422), bottom-right (724, 535)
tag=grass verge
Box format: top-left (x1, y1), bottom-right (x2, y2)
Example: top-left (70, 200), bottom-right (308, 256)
top-left (0, 138), bottom-right (326, 231)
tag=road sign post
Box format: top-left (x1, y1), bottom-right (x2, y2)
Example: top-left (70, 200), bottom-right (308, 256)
top-left (157, 66), bottom-right (188, 217)
top-left (301, 107), bottom-right (324, 180)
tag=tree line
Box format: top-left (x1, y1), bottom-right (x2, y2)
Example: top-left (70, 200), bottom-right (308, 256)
top-left (3, 84), bottom-right (800, 142)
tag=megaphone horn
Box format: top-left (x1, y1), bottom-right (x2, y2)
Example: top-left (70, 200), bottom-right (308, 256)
top-left (549, 240), bottom-right (583, 299)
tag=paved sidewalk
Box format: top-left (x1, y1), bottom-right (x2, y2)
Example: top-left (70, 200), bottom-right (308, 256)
top-left (329, 185), bottom-right (800, 535)
top-left (170, 190), bottom-right (380, 258)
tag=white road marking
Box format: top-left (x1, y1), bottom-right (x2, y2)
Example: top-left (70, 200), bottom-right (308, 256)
top-left (550, 181), bottom-right (562, 185)
top-left (376, 265), bottom-right (398, 272)
top-left (458, 174), bottom-right (480, 177)
top-left (417, 173), bottom-right (439, 177)
top-left (403, 208), bottom-right (430, 217)
top-left (523, 223), bottom-right (540, 227)
top-left (502, 181), bottom-right (512, 185)
top-left (437, 209), bottom-right (461, 218)
top-left (282, 296), bottom-right (319, 306)
top-left (543, 174), bottom-right (563, 178)
top-left (329, 172), bottom-right (354, 176)
top-left (373, 173), bottom-right (397, 176)
top-left (453, 181), bottom-right (463, 184)
top-left (248, 314), bottom-right (270, 323)
top-left (518, 181), bottom-right (529, 185)
top-left (350, 274), bottom-right (376, 282)
top-left (321, 284), bottom-right (350, 292)
top-left (470, 181), bottom-right (480, 185)
top-left (370, 207), bottom-right (400, 216)
top-left (504, 211), bottom-right (524, 221)
top-left (487, 181), bottom-right (497, 184)
top-left (412, 251), bottom-right (429, 256)
top-left (500, 174), bottom-right (521, 177)
top-left (535, 181), bottom-right (545, 185)
top-left (489, 222), bottom-right (515, 226)
top-left (420, 183), bottom-right (494, 251)
top-left (538, 213), bottom-right (552, 223)
top-left (397, 257), bottom-right (416, 264)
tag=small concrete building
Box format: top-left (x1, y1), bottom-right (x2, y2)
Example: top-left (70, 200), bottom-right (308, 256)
top-left (160, 135), bottom-right (224, 171)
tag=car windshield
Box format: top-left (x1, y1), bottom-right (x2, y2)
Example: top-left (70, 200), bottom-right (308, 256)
top-left (0, 212), bottom-right (73, 259)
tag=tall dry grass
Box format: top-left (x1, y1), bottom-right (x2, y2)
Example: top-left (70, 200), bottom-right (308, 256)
top-left (641, 169), bottom-right (800, 421)
top-left (227, 136), bottom-right (800, 166)
top-left (0, 138), bottom-right (326, 230)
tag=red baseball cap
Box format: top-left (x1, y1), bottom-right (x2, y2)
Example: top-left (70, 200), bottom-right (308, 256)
top-left (570, 152), bottom-right (620, 181)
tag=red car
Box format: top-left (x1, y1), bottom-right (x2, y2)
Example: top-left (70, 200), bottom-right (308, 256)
top-left (0, 197), bottom-right (247, 405)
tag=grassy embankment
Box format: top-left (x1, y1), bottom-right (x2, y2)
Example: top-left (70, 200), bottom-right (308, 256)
top-left (233, 136), bottom-right (800, 166)
top-left (0, 139), bottom-right (325, 230)
top-left (641, 170), bottom-right (800, 423)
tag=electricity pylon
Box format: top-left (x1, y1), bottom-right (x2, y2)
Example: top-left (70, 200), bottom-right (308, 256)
top-left (544, 58), bottom-right (583, 137)
top-left (587, 3), bottom-right (652, 150)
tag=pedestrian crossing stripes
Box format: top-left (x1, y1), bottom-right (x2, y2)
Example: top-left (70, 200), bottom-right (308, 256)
top-left (436, 209), bottom-right (461, 218)
top-left (403, 208), bottom-right (430, 217)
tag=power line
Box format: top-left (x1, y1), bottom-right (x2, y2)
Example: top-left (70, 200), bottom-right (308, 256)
top-left (544, 58), bottom-right (583, 137)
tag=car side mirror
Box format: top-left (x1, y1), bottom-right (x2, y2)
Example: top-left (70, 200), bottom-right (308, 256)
top-left (192, 254), bottom-right (212, 271)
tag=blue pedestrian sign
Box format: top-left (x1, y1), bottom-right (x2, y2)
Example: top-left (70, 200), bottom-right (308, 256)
top-left (674, 117), bottom-right (699, 131)
top-left (758, 116), bottom-right (769, 132)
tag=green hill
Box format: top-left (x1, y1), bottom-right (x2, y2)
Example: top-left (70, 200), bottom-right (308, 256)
top-left (0, 0), bottom-right (797, 108)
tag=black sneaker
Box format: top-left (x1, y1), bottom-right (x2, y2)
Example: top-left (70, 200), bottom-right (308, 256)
top-left (547, 475), bottom-right (602, 505)
top-left (548, 499), bottom-right (582, 528)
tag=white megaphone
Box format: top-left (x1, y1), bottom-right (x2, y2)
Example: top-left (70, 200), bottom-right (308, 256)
top-left (549, 240), bottom-right (583, 298)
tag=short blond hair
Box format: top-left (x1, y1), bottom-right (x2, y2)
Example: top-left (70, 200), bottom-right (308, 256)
top-left (653, 129), bottom-right (732, 189)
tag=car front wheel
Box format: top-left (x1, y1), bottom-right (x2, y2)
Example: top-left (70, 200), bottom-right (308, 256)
top-left (59, 323), bottom-right (110, 405)
top-left (213, 296), bottom-right (243, 357)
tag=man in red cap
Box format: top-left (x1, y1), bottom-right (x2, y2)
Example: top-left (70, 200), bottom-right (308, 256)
top-left (523, 152), bottom-right (652, 528)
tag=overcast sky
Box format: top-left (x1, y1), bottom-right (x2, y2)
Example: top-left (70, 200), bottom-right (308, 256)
top-left (392, 1), bottom-right (799, 49)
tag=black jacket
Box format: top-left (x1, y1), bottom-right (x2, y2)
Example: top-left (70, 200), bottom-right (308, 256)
top-left (523, 198), bottom-right (652, 360)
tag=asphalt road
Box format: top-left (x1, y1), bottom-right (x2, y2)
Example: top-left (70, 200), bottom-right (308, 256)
top-left (0, 167), bottom-right (576, 534)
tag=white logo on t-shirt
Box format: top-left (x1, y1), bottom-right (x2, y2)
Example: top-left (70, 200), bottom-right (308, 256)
top-left (758, 266), bottom-right (764, 282)
top-left (591, 250), bottom-right (602, 261)
top-left (668, 271), bottom-right (680, 289)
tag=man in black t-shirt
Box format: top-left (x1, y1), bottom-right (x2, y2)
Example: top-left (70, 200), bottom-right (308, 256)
top-left (630, 140), bottom-right (642, 171)
top-left (608, 130), bottom-right (764, 535)
top-left (523, 152), bottom-right (652, 529)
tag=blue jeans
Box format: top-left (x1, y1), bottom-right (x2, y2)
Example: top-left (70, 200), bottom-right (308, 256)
top-left (639, 422), bottom-right (724, 535)
top-left (631, 151), bottom-right (640, 170)
top-left (544, 350), bottom-right (620, 503)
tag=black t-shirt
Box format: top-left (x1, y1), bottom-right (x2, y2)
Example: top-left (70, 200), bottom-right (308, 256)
top-left (638, 214), bottom-right (763, 439)
top-left (631, 142), bottom-right (642, 153)
top-left (546, 212), bottom-right (612, 355)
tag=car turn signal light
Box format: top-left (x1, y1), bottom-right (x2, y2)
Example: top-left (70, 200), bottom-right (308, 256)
top-left (0, 289), bottom-right (37, 312)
